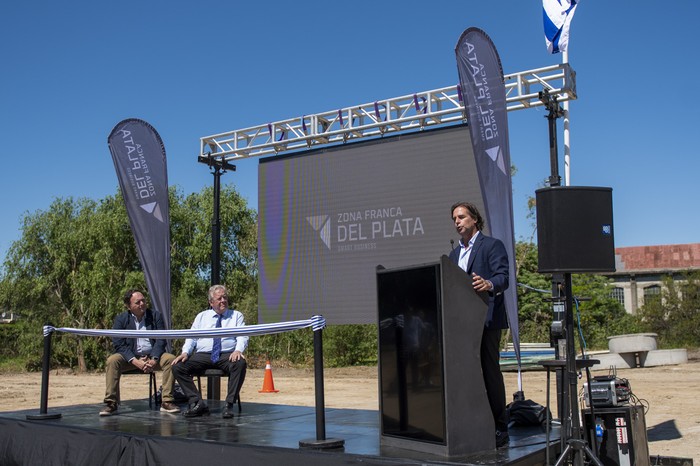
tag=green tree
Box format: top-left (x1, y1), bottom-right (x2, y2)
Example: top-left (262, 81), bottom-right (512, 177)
top-left (514, 241), bottom-right (552, 343)
top-left (168, 185), bottom-right (258, 351)
top-left (570, 273), bottom-right (642, 350)
top-left (0, 196), bottom-right (137, 370)
top-left (0, 184), bottom-right (258, 371)
top-left (638, 271), bottom-right (700, 348)
top-left (514, 241), bottom-right (641, 350)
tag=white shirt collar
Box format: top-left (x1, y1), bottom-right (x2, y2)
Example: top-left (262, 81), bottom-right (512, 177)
top-left (459, 230), bottom-right (480, 249)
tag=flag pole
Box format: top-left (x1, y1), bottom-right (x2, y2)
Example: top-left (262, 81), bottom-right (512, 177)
top-left (562, 50), bottom-right (571, 186)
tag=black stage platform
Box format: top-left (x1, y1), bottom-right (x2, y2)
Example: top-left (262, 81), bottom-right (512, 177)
top-left (0, 399), bottom-right (559, 466)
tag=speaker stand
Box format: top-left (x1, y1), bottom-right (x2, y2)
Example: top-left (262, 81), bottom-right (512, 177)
top-left (550, 273), bottom-right (602, 466)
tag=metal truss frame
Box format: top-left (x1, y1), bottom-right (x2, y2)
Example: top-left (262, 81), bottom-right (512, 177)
top-left (199, 63), bottom-right (576, 161)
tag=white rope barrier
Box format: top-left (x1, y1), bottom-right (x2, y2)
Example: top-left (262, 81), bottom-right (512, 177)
top-left (43, 315), bottom-right (326, 339)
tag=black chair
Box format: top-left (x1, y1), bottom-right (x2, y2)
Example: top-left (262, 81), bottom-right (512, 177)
top-left (121, 370), bottom-right (158, 410)
top-left (196, 369), bottom-right (242, 412)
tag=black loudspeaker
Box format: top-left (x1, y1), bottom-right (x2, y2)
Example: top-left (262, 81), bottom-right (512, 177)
top-left (536, 186), bottom-right (615, 273)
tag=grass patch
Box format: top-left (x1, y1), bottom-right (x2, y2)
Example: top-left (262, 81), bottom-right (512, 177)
top-left (0, 356), bottom-right (28, 373)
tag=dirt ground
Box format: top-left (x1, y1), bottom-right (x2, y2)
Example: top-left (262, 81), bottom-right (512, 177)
top-left (1, 358), bottom-right (698, 463)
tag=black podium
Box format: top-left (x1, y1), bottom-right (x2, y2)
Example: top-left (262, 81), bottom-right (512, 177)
top-left (376, 255), bottom-right (495, 456)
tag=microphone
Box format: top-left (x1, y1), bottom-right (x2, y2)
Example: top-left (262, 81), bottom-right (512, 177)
top-left (450, 239), bottom-right (455, 251)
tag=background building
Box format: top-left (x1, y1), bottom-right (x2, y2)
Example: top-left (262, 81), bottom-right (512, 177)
top-left (606, 244), bottom-right (700, 314)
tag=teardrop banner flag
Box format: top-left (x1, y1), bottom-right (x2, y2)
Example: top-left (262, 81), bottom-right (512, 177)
top-left (108, 119), bottom-right (172, 330)
top-left (455, 28), bottom-right (520, 369)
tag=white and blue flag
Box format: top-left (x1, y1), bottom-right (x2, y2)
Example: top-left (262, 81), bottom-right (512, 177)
top-left (543, 0), bottom-right (579, 54)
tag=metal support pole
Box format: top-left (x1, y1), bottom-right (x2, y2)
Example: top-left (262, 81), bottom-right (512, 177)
top-left (563, 274), bottom-right (581, 443)
top-left (550, 274), bottom-right (602, 466)
top-left (212, 165), bottom-right (222, 286)
top-left (547, 110), bottom-right (560, 187)
top-left (541, 91), bottom-right (566, 427)
top-left (563, 103), bottom-right (571, 186)
top-left (562, 50), bottom-right (571, 186)
top-left (299, 328), bottom-right (344, 450)
top-left (550, 275), bottom-right (566, 422)
top-left (539, 89), bottom-right (564, 188)
top-left (198, 153), bottom-right (236, 401)
top-left (537, 95), bottom-right (601, 465)
top-left (208, 165), bottom-right (223, 401)
top-left (27, 327), bottom-right (61, 420)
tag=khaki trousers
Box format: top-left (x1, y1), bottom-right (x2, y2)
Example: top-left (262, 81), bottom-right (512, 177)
top-left (104, 352), bottom-right (177, 404)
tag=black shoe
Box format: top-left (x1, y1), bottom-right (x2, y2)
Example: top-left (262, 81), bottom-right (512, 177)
top-left (222, 403), bottom-right (234, 419)
top-left (495, 430), bottom-right (510, 449)
top-left (183, 402), bottom-right (210, 418)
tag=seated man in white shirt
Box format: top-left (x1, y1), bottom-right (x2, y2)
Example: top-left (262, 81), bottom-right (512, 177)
top-left (172, 284), bottom-right (248, 418)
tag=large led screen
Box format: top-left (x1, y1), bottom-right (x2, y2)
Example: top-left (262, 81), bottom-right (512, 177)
top-left (258, 124), bottom-right (482, 324)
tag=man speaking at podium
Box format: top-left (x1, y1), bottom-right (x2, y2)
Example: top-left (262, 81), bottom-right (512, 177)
top-left (449, 201), bottom-right (510, 449)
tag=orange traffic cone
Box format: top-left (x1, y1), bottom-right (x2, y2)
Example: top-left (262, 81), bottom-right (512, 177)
top-left (259, 360), bottom-right (279, 393)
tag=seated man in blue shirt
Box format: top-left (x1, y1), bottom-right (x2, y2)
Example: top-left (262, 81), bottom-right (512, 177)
top-left (172, 284), bottom-right (248, 418)
top-left (101, 289), bottom-right (179, 416)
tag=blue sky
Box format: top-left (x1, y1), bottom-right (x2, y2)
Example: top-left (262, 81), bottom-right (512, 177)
top-left (1, 1), bottom-right (698, 262)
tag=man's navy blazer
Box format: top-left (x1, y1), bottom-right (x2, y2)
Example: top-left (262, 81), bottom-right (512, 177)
top-left (111, 309), bottom-right (167, 361)
top-left (448, 232), bottom-right (510, 330)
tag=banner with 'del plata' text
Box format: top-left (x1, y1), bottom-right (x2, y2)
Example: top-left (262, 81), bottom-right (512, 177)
top-left (108, 119), bottom-right (172, 330)
top-left (455, 28), bottom-right (520, 367)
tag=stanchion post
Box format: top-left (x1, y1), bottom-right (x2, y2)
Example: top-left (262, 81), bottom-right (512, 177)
top-left (27, 326), bottom-right (62, 420)
top-left (299, 326), bottom-right (344, 450)
top-left (313, 327), bottom-right (326, 439)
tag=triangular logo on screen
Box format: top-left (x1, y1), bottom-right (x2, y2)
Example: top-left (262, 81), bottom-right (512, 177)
top-left (306, 215), bottom-right (331, 250)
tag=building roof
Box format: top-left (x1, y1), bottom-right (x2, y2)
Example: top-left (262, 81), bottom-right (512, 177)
top-left (615, 243), bottom-right (700, 272)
